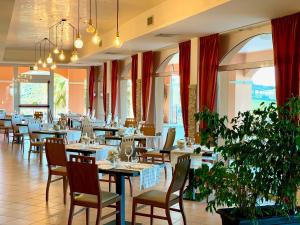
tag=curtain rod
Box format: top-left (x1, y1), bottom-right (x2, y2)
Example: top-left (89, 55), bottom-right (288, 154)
top-left (220, 20), bottom-right (270, 35)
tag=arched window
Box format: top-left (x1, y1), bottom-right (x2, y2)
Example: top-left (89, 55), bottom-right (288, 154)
top-left (155, 52), bottom-right (184, 140)
top-left (218, 33), bottom-right (275, 121)
top-left (119, 62), bottom-right (134, 123)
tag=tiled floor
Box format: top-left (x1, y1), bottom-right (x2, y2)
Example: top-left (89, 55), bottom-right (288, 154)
top-left (0, 136), bottom-right (221, 225)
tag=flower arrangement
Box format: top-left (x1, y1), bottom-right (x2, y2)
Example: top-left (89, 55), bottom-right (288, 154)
top-left (107, 149), bottom-right (119, 163)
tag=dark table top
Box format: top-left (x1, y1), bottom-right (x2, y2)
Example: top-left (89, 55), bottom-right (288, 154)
top-left (98, 167), bottom-right (140, 177)
top-left (33, 130), bottom-right (68, 135)
top-left (93, 127), bottom-right (119, 132)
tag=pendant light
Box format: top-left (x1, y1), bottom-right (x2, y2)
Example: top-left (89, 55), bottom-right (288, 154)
top-left (86, 0), bottom-right (95, 33)
top-left (42, 40), bottom-right (47, 68)
top-left (59, 24), bottom-right (65, 61)
top-left (114, 0), bottom-right (122, 48)
top-left (74, 0), bottom-right (83, 49)
top-left (92, 0), bottom-right (101, 45)
top-left (53, 25), bottom-right (60, 54)
top-left (51, 62), bottom-right (57, 70)
top-left (38, 43), bottom-right (43, 64)
top-left (71, 28), bottom-right (79, 62)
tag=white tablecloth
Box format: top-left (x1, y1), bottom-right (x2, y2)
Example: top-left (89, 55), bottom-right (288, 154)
top-left (97, 161), bottom-right (161, 190)
top-left (66, 143), bottom-right (114, 161)
top-left (171, 145), bottom-right (217, 169)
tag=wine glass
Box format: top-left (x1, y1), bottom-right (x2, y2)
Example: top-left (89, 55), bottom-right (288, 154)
top-left (125, 146), bottom-right (133, 162)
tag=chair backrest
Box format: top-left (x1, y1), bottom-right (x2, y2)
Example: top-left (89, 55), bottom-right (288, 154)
top-left (12, 115), bottom-right (22, 125)
top-left (141, 124), bottom-right (155, 136)
top-left (67, 155), bottom-right (101, 198)
top-left (45, 138), bottom-right (67, 167)
top-left (34, 111), bottom-right (43, 120)
top-left (163, 128), bottom-right (176, 150)
top-left (120, 136), bottom-right (135, 161)
top-left (28, 121), bottom-right (41, 132)
top-left (81, 123), bottom-right (94, 138)
top-left (124, 118), bottom-right (137, 128)
top-left (167, 154), bottom-right (190, 196)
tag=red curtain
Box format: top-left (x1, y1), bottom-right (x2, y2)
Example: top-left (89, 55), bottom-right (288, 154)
top-left (199, 34), bottom-right (219, 128)
top-left (88, 66), bottom-right (95, 113)
top-left (272, 13), bottom-right (300, 106)
top-left (102, 63), bottom-right (107, 120)
top-left (179, 41), bottom-right (191, 137)
top-left (111, 60), bottom-right (118, 120)
top-left (142, 51), bottom-right (153, 121)
top-left (131, 54), bottom-right (138, 119)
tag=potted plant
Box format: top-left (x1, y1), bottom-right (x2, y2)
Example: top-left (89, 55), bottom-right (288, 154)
top-left (193, 97), bottom-right (300, 225)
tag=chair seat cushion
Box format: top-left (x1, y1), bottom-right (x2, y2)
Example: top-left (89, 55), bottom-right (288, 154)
top-left (74, 191), bottom-right (120, 207)
top-left (51, 166), bottom-right (67, 175)
top-left (134, 190), bottom-right (178, 205)
top-left (31, 141), bottom-right (45, 146)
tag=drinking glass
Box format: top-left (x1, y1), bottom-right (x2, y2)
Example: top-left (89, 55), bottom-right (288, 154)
top-left (131, 156), bottom-right (138, 163)
top-left (125, 146), bottom-right (133, 162)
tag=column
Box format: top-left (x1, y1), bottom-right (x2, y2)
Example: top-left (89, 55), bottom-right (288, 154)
top-left (136, 53), bottom-right (142, 122)
top-left (188, 37), bottom-right (199, 137)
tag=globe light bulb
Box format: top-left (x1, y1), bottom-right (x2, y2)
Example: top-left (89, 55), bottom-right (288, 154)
top-left (92, 32), bottom-right (101, 45)
top-left (74, 34), bottom-right (83, 49)
top-left (46, 53), bottom-right (53, 64)
top-left (86, 19), bottom-right (96, 33)
top-left (53, 47), bottom-right (59, 54)
top-left (50, 63), bottom-right (56, 70)
top-left (42, 61), bottom-right (47, 68)
top-left (33, 64), bottom-right (38, 71)
top-left (114, 33), bottom-right (122, 48)
top-left (38, 58), bottom-right (43, 64)
top-left (71, 50), bottom-right (79, 62)
top-left (59, 50), bottom-right (65, 61)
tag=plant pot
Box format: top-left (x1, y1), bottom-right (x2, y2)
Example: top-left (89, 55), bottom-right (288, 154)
top-left (217, 206), bottom-right (300, 225)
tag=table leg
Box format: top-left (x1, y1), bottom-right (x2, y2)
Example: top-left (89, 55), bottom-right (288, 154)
top-left (183, 168), bottom-right (196, 200)
top-left (115, 174), bottom-right (125, 225)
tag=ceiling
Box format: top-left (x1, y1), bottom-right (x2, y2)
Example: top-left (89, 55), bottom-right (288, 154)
top-left (5, 0), bottom-right (167, 49)
top-left (1, 0), bottom-right (300, 65)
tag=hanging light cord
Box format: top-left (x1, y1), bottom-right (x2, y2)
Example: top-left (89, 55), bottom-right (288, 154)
top-left (95, 0), bottom-right (98, 30)
top-left (61, 22), bottom-right (64, 49)
top-left (78, 0), bottom-right (80, 35)
top-left (117, 0), bottom-right (119, 34)
top-left (89, 0), bottom-right (92, 21)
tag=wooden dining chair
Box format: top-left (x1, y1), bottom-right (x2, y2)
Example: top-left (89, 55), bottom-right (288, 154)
top-left (140, 124), bottom-right (155, 136)
top-left (124, 118), bottom-right (138, 128)
top-left (28, 132), bottom-right (45, 164)
top-left (11, 124), bottom-right (24, 152)
top-left (139, 128), bottom-right (176, 179)
top-left (105, 136), bottom-right (134, 196)
top-left (132, 154), bottom-right (191, 225)
top-left (67, 155), bottom-right (120, 225)
top-left (45, 138), bottom-right (68, 204)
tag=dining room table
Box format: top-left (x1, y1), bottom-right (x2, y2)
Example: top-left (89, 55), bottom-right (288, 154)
top-left (97, 160), bottom-right (162, 225)
top-left (93, 126), bottom-right (120, 136)
top-left (169, 145), bottom-right (217, 200)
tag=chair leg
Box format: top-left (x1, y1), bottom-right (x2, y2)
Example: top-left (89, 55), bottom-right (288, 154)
top-left (63, 176), bottom-right (67, 204)
top-left (165, 207), bottom-right (172, 225)
top-left (28, 144), bottom-right (32, 160)
top-left (46, 173), bottom-right (52, 202)
top-left (179, 197), bottom-right (187, 225)
top-left (131, 199), bottom-right (137, 225)
top-left (150, 205), bottom-right (154, 225)
top-left (128, 177), bottom-right (133, 197)
top-left (95, 208), bottom-right (101, 225)
top-left (39, 146), bottom-right (43, 165)
top-left (68, 203), bottom-right (75, 225)
top-left (109, 174), bottom-right (112, 192)
top-left (86, 208), bottom-right (90, 225)
top-left (164, 166), bottom-right (167, 181)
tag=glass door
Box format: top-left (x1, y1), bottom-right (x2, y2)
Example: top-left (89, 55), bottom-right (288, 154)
top-left (19, 82), bottom-right (49, 122)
